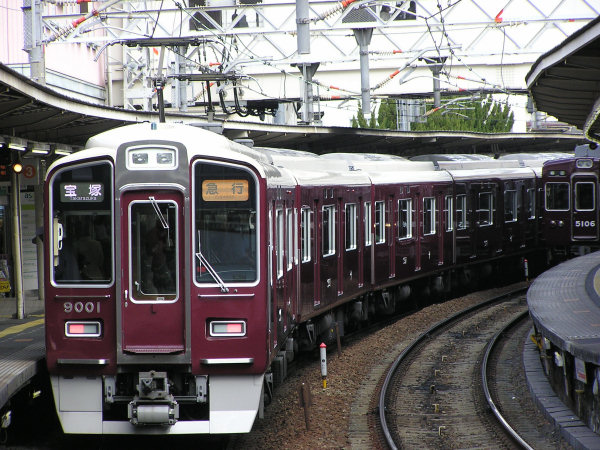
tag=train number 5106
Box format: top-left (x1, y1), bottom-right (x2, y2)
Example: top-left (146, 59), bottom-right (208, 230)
top-left (575, 220), bottom-right (596, 227)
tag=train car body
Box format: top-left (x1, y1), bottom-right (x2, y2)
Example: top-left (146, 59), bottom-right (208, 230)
top-left (541, 145), bottom-right (596, 259)
top-left (44, 123), bottom-right (550, 436)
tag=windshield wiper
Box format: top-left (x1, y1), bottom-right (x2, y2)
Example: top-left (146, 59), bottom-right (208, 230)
top-left (149, 196), bottom-right (169, 229)
top-left (195, 231), bottom-right (229, 293)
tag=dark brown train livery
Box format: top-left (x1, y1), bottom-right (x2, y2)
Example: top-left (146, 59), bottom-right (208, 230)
top-left (43, 122), bottom-right (566, 435)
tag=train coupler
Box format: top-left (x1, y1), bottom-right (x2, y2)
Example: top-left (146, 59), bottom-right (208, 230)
top-left (128, 370), bottom-right (179, 426)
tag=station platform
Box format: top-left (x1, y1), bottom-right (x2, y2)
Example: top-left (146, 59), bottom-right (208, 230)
top-left (527, 251), bottom-right (600, 448)
top-left (0, 296), bottom-right (45, 413)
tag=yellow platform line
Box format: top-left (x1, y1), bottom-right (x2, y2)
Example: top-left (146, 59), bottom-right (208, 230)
top-left (0, 318), bottom-right (44, 339)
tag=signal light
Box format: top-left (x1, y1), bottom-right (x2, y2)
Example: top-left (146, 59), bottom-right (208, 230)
top-left (65, 321), bottom-right (101, 337)
top-left (209, 320), bottom-right (246, 337)
top-left (12, 163), bottom-right (23, 174)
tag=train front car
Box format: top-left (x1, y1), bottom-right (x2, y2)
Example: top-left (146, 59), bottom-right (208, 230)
top-left (44, 123), bottom-right (272, 435)
top-left (542, 146), bottom-right (598, 259)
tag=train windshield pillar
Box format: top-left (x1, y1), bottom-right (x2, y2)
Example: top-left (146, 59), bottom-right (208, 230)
top-left (194, 162), bottom-right (258, 285)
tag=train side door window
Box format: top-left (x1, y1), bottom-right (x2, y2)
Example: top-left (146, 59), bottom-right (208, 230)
top-left (345, 203), bottom-right (357, 251)
top-left (374, 201), bottom-right (385, 244)
top-left (444, 195), bottom-right (453, 231)
top-left (575, 182), bottom-right (595, 211)
top-left (526, 188), bottom-right (536, 219)
top-left (286, 208), bottom-right (294, 270)
top-left (545, 182), bottom-right (570, 211)
top-left (456, 194), bottom-right (467, 230)
top-left (477, 192), bottom-right (494, 226)
top-left (301, 207), bottom-right (312, 263)
top-left (398, 198), bottom-right (412, 239)
top-left (322, 205), bottom-right (336, 257)
top-left (423, 197), bottom-right (436, 235)
top-left (364, 201), bottom-right (372, 246)
top-left (276, 209), bottom-right (284, 278)
top-left (504, 190), bottom-right (517, 222)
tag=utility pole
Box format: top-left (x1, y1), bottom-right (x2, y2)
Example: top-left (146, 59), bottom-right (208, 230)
top-left (295, 0), bottom-right (320, 125)
top-left (353, 28), bottom-right (374, 121)
top-left (22, 0), bottom-right (46, 85)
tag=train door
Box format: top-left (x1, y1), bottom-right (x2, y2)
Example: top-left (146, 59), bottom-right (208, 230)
top-left (388, 196), bottom-right (395, 278)
top-left (571, 174), bottom-right (598, 241)
top-left (121, 191), bottom-right (185, 354)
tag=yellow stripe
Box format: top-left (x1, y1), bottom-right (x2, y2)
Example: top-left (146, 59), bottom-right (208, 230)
top-left (0, 318), bottom-right (44, 339)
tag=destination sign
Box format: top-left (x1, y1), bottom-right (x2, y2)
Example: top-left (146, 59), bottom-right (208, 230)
top-left (202, 179), bottom-right (249, 202)
top-left (60, 182), bottom-right (104, 202)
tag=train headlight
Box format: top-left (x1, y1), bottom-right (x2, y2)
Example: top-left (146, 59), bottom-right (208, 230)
top-left (209, 320), bottom-right (246, 337)
top-left (65, 321), bottom-right (101, 337)
top-left (576, 159), bottom-right (593, 169)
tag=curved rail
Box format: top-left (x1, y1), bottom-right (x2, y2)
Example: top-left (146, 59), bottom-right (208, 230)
top-left (378, 287), bottom-right (527, 449)
top-left (481, 309), bottom-right (533, 450)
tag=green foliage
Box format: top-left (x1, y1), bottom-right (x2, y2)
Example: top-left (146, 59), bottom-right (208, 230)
top-left (377, 98), bottom-right (398, 130)
top-left (411, 95), bottom-right (514, 133)
top-left (351, 101), bottom-right (372, 128)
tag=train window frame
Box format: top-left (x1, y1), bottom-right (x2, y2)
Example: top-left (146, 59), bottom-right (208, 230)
top-left (526, 188), bottom-right (536, 219)
top-left (322, 204), bottom-right (336, 257)
top-left (286, 208), bottom-right (294, 271)
top-left (48, 160), bottom-right (114, 288)
top-left (575, 182), bottom-right (595, 212)
top-left (456, 194), bottom-right (467, 230)
top-left (504, 190), bottom-right (517, 223)
top-left (423, 197), bottom-right (436, 235)
top-left (345, 203), bottom-right (357, 251)
top-left (545, 182), bottom-right (570, 212)
top-left (301, 207), bottom-right (312, 263)
top-left (364, 201), bottom-right (372, 247)
top-left (276, 208), bottom-right (284, 278)
top-left (375, 201), bottom-right (385, 244)
top-left (398, 198), bottom-right (412, 239)
top-left (478, 192), bottom-right (494, 227)
top-left (444, 195), bottom-right (453, 232)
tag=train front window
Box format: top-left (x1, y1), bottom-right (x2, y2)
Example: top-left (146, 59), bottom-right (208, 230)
top-left (194, 162), bottom-right (257, 284)
top-left (575, 182), bottom-right (595, 211)
top-left (50, 162), bottom-right (113, 285)
top-left (545, 182), bottom-right (569, 211)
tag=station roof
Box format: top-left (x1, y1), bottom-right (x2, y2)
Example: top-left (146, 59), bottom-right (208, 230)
top-left (526, 16), bottom-right (600, 141)
top-left (0, 62), bottom-right (586, 157)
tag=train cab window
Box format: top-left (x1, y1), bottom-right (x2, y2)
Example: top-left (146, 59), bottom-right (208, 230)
top-left (398, 199), bottom-right (412, 239)
top-left (301, 207), bottom-right (312, 263)
top-left (364, 202), bottom-right (372, 246)
top-left (345, 203), bottom-right (357, 250)
top-left (194, 162), bottom-right (257, 284)
top-left (375, 201), bottom-right (385, 244)
top-left (322, 205), bottom-right (336, 257)
top-left (504, 190), bottom-right (517, 222)
top-left (444, 196), bottom-right (453, 232)
top-left (50, 162), bottom-right (113, 285)
top-left (287, 208), bottom-right (294, 270)
top-left (575, 182), bottom-right (595, 211)
top-left (545, 182), bottom-right (569, 211)
top-left (526, 188), bottom-right (536, 219)
top-left (456, 194), bottom-right (467, 230)
top-left (423, 197), bottom-right (436, 235)
top-left (478, 192), bottom-right (494, 226)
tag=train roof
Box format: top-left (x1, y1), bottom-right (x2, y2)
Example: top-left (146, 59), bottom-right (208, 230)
top-left (411, 154), bottom-right (493, 162)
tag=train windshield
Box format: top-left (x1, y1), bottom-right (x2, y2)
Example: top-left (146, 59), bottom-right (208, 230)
top-left (50, 162), bottom-right (113, 285)
top-left (194, 162), bottom-right (258, 284)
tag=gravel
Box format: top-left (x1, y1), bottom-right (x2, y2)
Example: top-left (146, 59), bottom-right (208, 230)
top-left (233, 283), bottom-right (531, 449)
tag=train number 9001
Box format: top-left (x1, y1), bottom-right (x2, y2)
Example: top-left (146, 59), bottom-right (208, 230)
top-left (64, 301), bottom-right (101, 314)
top-left (574, 220), bottom-right (596, 228)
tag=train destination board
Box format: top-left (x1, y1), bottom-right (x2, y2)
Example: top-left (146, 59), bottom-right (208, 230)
top-left (60, 182), bottom-right (104, 202)
top-left (202, 179), bottom-right (249, 201)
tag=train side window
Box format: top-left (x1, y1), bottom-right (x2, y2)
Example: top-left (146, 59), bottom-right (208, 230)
top-left (364, 201), bottom-right (372, 246)
top-left (375, 201), bottom-right (385, 244)
top-left (322, 205), bottom-right (336, 257)
top-left (444, 195), bottom-right (453, 232)
top-left (456, 194), bottom-right (467, 230)
top-left (526, 188), bottom-right (536, 219)
top-left (398, 198), bottom-right (412, 239)
top-left (478, 192), bottom-right (493, 226)
top-left (545, 182), bottom-right (569, 211)
top-left (286, 208), bottom-right (294, 270)
top-left (575, 182), bottom-right (595, 211)
top-left (345, 203), bottom-right (357, 251)
top-left (504, 190), bottom-right (517, 222)
top-left (301, 207), bottom-right (312, 263)
top-left (423, 197), bottom-right (436, 235)
top-left (276, 209), bottom-right (284, 278)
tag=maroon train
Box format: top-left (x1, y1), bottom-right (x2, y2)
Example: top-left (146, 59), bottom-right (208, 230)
top-left (44, 122), bottom-right (554, 435)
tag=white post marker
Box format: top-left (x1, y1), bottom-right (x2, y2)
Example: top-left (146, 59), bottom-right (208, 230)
top-left (320, 342), bottom-right (327, 389)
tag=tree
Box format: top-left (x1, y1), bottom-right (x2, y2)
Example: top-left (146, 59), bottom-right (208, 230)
top-left (377, 98), bottom-right (398, 130)
top-left (351, 101), bottom-right (372, 128)
top-left (411, 95), bottom-right (514, 133)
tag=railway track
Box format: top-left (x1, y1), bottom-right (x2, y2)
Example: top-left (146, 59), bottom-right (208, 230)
top-left (378, 289), bottom-right (568, 449)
